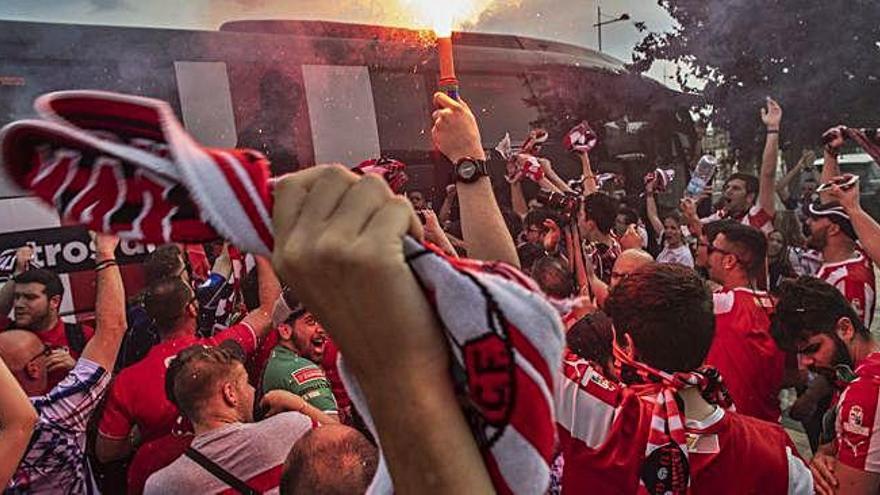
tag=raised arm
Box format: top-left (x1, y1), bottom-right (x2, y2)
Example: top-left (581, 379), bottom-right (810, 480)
top-left (645, 179), bottom-right (664, 237)
top-left (81, 234), bottom-right (126, 371)
top-left (438, 184), bottom-right (457, 226)
top-left (776, 150), bottom-right (815, 203)
top-left (577, 151), bottom-right (599, 195)
top-left (0, 247), bottom-right (34, 317)
top-left (827, 179), bottom-right (880, 267)
top-left (272, 165), bottom-right (493, 494)
top-left (432, 92), bottom-right (518, 267)
top-left (821, 126), bottom-right (847, 204)
top-left (539, 158), bottom-right (575, 194)
top-left (0, 357), bottom-right (37, 487)
top-left (240, 256), bottom-right (282, 340)
top-left (758, 97), bottom-right (782, 217)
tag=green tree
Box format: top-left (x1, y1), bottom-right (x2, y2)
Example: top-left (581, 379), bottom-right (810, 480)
top-left (631, 0), bottom-right (880, 161)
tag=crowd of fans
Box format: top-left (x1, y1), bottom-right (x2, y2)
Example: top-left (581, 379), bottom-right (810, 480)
top-left (0, 85), bottom-right (878, 495)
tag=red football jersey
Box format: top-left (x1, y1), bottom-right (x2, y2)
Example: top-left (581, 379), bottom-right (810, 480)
top-left (98, 322), bottom-right (257, 442)
top-left (835, 352), bottom-right (880, 474)
top-left (706, 288), bottom-right (786, 422)
top-left (817, 252), bottom-right (876, 330)
top-left (555, 355), bottom-right (812, 494)
top-left (701, 205), bottom-right (774, 235)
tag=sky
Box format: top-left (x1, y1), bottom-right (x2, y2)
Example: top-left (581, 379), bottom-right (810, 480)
top-left (0, 0), bottom-right (679, 84)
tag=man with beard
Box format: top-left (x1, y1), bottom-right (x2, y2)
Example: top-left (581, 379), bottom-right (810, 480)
top-left (806, 202), bottom-right (876, 329)
top-left (556, 263), bottom-right (812, 494)
top-left (701, 98), bottom-right (782, 235)
top-left (700, 221), bottom-right (788, 422)
top-left (145, 343), bottom-right (335, 495)
top-left (772, 276), bottom-right (879, 495)
top-left (262, 307), bottom-right (338, 416)
top-left (95, 257), bottom-right (280, 494)
top-left (8, 269), bottom-right (94, 383)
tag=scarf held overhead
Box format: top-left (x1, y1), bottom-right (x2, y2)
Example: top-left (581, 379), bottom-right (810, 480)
top-left (0, 90), bottom-right (565, 494)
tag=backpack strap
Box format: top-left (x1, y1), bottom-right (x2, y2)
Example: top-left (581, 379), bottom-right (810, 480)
top-left (184, 447), bottom-right (260, 495)
top-left (63, 322), bottom-right (87, 355)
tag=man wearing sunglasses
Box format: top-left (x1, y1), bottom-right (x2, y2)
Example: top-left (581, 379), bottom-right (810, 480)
top-left (773, 276), bottom-right (880, 495)
top-left (698, 221), bottom-right (789, 423)
top-left (0, 233), bottom-right (126, 494)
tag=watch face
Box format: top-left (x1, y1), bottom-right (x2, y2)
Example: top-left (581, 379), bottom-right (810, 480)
top-left (459, 161), bottom-right (478, 179)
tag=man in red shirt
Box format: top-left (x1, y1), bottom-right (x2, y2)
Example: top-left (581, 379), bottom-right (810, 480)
top-left (94, 256), bottom-right (280, 494)
top-left (9, 269), bottom-right (94, 385)
top-left (556, 263), bottom-right (812, 494)
top-left (701, 221), bottom-right (788, 422)
top-left (772, 276), bottom-right (880, 494)
top-left (807, 201), bottom-right (876, 330)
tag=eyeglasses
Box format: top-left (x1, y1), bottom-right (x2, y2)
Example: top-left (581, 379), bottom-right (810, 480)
top-left (707, 243), bottom-right (737, 258)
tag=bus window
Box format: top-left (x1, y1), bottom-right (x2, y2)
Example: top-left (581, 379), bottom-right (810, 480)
top-left (174, 61), bottom-right (238, 148)
top-left (371, 71), bottom-right (432, 152)
top-left (302, 65), bottom-right (381, 167)
top-left (459, 73), bottom-right (539, 147)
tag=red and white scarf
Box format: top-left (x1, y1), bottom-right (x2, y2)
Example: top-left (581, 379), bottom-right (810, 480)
top-left (0, 90), bottom-right (565, 494)
top-left (612, 342), bottom-right (734, 494)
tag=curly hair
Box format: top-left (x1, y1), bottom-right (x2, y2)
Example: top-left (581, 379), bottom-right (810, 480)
top-left (771, 276), bottom-right (868, 352)
top-left (605, 263), bottom-right (714, 372)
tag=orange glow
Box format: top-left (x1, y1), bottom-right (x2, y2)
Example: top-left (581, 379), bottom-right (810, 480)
top-left (400, 0), bottom-right (498, 36)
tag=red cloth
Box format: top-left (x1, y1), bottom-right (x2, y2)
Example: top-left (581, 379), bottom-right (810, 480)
top-left (557, 357), bottom-right (802, 494)
top-left (836, 352), bottom-right (880, 473)
top-left (817, 252), bottom-right (876, 330)
top-left (705, 288), bottom-right (785, 422)
top-left (97, 323), bottom-right (257, 494)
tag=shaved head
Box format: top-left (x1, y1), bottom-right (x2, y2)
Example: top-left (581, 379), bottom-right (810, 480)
top-left (0, 330), bottom-right (44, 370)
top-left (610, 249), bottom-right (654, 288)
top-left (0, 330), bottom-right (47, 396)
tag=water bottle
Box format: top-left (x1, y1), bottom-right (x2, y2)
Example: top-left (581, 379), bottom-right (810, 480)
top-left (685, 155), bottom-right (718, 197)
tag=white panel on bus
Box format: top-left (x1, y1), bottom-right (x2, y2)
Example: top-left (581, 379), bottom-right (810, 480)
top-left (174, 61), bottom-right (238, 148)
top-left (0, 197), bottom-right (60, 233)
top-left (302, 65), bottom-right (381, 167)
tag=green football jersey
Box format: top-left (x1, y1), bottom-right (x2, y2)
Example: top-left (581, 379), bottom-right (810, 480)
top-left (262, 345), bottom-right (338, 413)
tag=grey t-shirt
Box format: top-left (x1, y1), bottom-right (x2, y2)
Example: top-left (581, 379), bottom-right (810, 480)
top-left (144, 412), bottom-right (313, 495)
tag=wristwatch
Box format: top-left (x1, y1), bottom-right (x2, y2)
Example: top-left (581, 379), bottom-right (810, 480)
top-left (454, 157), bottom-right (489, 184)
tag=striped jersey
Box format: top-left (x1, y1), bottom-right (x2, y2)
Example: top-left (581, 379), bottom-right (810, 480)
top-left (6, 359), bottom-right (110, 494)
top-left (701, 205), bottom-right (774, 235)
top-left (555, 356), bottom-right (813, 494)
top-left (835, 352), bottom-right (880, 474)
top-left (816, 252), bottom-right (876, 330)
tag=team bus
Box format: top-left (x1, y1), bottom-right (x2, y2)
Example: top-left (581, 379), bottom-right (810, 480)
top-left (0, 18), bottom-right (698, 316)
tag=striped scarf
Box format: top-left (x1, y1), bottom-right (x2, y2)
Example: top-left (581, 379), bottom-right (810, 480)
top-left (612, 342), bottom-right (733, 494)
top-left (0, 90), bottom-right (565, 495)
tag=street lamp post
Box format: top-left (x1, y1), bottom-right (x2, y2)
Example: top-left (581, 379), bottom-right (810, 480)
top-left (593, 5), bottom-right (630, 52)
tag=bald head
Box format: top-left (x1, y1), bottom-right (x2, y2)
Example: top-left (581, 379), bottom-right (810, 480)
top-left (281, 424), bottom-right (378, 495)
top-left (0, 330), bottom-right (44, 370)
top-left (610, 249), bottom-right (654, 289)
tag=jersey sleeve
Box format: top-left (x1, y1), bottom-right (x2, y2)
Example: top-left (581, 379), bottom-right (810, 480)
top-left (555, 357), bottom-right (620, 448)
top-left (835, 275), bottom-right (875, 330)
top-left (747, 205), bottom-right (775, 234)
top-left (35, 358), bottom-right (111, 433)
top-left (836, 382), bottom-right (880, 473)
top-left (98, 372), bottom-right (135, 439)
top-left (213, 322), bottom-right (258, 356)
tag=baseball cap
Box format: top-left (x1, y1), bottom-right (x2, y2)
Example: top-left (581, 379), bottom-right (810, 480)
top-left (807, 201), bottom-right (857, 240)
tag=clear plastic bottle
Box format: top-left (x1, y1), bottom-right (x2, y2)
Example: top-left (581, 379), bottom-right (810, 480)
top-left (685, 155), bottom-right (718, 197)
